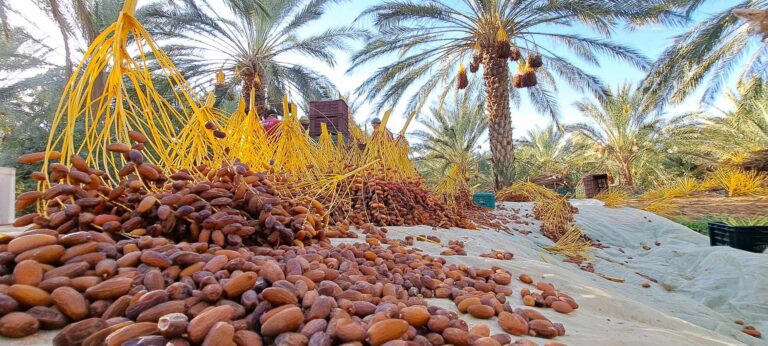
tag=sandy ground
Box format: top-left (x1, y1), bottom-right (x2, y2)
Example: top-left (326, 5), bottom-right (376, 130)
top-left (1, 201), bottom-right (766, 345)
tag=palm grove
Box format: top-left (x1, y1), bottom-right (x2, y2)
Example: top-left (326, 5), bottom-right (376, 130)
top-left (1, 0), bottom-right (766, 194)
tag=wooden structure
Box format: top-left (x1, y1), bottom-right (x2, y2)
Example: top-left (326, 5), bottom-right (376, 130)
top-left (742, 149), bottom-right (768, 173)
top-left (309, 99), bottom-right (349, 138)
top-left (530, 174), bottom-right (569, 189)
top-left (582, 174), bottom-right (609, 198)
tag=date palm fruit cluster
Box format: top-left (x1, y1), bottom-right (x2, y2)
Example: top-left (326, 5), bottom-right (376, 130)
top-left (512, 54), bottom-right (543, 89)
top-left (457, 64), bottom-right (469, 90)
top-left (458, 25), bottom-right (544, 90)
top-left (325, 175), bottom-right (476, 230)
top-left (15, 143), bottom-right (334, 248)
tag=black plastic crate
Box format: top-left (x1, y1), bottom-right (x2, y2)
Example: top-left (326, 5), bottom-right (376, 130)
top-left (708, 222), bottom-right (768, 253)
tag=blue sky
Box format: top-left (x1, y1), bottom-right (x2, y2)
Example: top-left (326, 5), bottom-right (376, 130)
top-left (284, 0), bottom-right (736, 142)
top-left (12, 0), bottom-right (738, 143)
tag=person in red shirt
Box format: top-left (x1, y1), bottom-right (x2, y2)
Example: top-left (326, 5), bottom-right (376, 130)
top-left (262, 108), bottom-right (281, 135)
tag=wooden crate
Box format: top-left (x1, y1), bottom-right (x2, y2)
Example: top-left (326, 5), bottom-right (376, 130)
top-left (309, 100), bottom-right (349, 137)
top-left (582, 174), bottom-right (609, 198)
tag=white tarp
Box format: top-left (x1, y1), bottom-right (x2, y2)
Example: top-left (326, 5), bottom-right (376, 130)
top-left (366, 201), bottom-right (767, 346)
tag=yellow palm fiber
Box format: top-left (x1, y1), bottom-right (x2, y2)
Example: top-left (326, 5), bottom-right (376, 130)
top-left (497, 182), bottom-right (558, 202)
top-left (594, 190), bottom-right (629, 208)
top-left (639, 198), bottom-right (679, 218)
top-left (344, 145), bottom-right (367, 170)
top-left (266, 97), bottom-right (320, 180)
top-left (335, 132), bottom-right (349, 163)
top-left (385, 110), bottom-right (419, 178)
top-left (286, 160), bottom-right (380, 225)
top-left (543, 225), bottom-right (593, 259)
top-left (434, 162), bottom-right (471, 205)
top-left (495, 26), bottom-right (508, 42)
top-left (641, 177), bottom-right (701, 201)
top-left (316, 123), bottom-right (344, 174)
top-left (223, 96), bottom-right (269, 171)
top-left (706, 167), bottom-right (767, 197)
top-left (174, 93), bottom-right (229, 169)
top-left (215, 70), bottom-right (225, 86)
top-left (516, 60), bottom-right (527, 73)
top-left (363, 110), bottom-right (408, 178)
top-left (535, 196), bottom-right (591, 257)
top-left (348, 116), bottom-right (366, 143)
top-left (633, 177), bottom-right (700, 217)
top-left (497, 181), bottom-right (591, 257)
top-left (42, 0), bottom-right (217, 184)
top-left (534, 196), bottom-right (574, 233)
top-left (341, 116), bottom-right (369, 168)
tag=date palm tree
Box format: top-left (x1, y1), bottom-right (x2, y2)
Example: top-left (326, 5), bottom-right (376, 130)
top-left (642, 2), bottom-right (768, 106)
top-left (695, 78), bottom-right (768, 166)
top-left (141, 0), bottom-right (362, 116)
top-left (516, 124), bottom-right (597, 184)
top-left (569, 83), bottom-right (690, 188)
top-left (351, 0), bottom-right (680, 189)
top-left (0, 27), bottom-right (66, 193)
top-left (413, 83), bottom-right (489, 188)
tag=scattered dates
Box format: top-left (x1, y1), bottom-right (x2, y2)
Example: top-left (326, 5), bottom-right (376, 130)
top-left (6, 149), bottom-right (578, 344)
top-left (480, 250), bottom-right (514, 260)
top-left (0, 227), bottom-right (575, 344)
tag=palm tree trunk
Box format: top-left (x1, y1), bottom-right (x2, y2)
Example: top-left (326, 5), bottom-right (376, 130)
top-left (48, 0), bottom-right (73, 77)
top-left (620, 163), bottom-right (635, 188)
top-left (481, 51), bottom-right (515, 189)
top-left (242, 73), bottom-right (268, 118)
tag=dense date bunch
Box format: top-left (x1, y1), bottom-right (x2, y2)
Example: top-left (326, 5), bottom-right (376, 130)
top-left (0, 229), bottom-right (574, 344)
top-left (328, 175), bottom-right (475, 230)
top-left (15, 148), bottom-right (330, 247)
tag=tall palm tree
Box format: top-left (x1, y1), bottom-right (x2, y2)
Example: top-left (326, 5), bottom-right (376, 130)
top-left (686, 78), bottom-right (768, 166)
top-left (413, 83), bottom-right (488, 187)
top-left (25, 0), bottom-right (120, 77)
top-left (515, 124), bottom-right (597, 184)
top-left (351, 0), bottom-right (680, 189)
top-left (0, 0), bottom-right (14, 41)
top-left (0, 28), bottom-right (66, 193)
top-left (569, 83), bottom-right (688, 188)
top-left (142, 0), bottom-right (363, 116)
top-left (641, 2), bottom-right (768, 106)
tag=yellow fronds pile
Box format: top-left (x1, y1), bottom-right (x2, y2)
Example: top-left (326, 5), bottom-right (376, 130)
top-left (497, 182), bottom-right (558, 202)
top-left (499, 182), bottom-right (591, 257)
top-left (544, 225), bottom-right (593, 259)
top-left (434, 163), bottom-right (473, 206)
top-left (267, 100), bottom-right (321, 180)
top-left (706, 167), bottom-right (767, 197)
top-left (594, 189), bottom-right (629, 208)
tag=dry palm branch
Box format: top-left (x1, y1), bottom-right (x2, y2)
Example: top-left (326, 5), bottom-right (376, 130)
top-left (41, 0), bottom-right (224, 186)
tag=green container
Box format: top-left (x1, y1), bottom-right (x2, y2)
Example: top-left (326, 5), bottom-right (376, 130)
top-left (472, 192), bottom-right (496, 209)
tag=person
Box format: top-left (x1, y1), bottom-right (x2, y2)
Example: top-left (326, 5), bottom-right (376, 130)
top-left (299, 116), bottom-right (310, 132)
top-left (371, 117), bottom-right (393, 140)
top-left (262, 108), bottom-right (281, 135)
